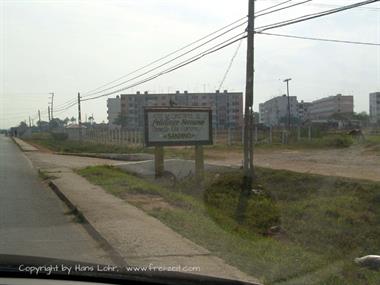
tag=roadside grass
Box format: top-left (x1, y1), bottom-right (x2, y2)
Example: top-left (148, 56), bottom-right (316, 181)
top-left (363, 134), bottom-right (380, 154)
top-left (26, 133), bottom-right (145, 154)
top-left (38, 169), bottom-right (58, 180)
top-left (77, 165), bottom-right (380, 285)
top-left (27, 132), bottom-right (354, 160)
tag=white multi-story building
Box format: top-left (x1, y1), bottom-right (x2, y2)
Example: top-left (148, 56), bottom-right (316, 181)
top-left (117, 90), bottom-right (243, 131)
top-left (309, 94), bottom-right (353, 120)
top-left (107, 96), bottom-right (121, 129)
top-left (370, 92), bottom-right (380, 124)
top-left (298, 100), bottom-right (312, 123)
top-left (259, 95), bottom-right (299, 127)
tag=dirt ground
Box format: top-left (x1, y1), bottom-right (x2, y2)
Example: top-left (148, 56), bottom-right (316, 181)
top-left (27, 139), bottom-right (380, 183)
top-left (205, 145), bottom-right (380, 182)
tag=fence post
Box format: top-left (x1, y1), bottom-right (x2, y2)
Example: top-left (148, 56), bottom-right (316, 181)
top-left (308, 125), bottom-right (312, 141)
top-left (297, 126), bottom-right (301, 141)
top-left (269, 126), bottom-right (272, 144)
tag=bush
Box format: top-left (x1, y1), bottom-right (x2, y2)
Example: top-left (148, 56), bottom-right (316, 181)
top-left (204, 172), bottom-right (280, 235)
top-left (51, 132), bottom-right (68, 141)
top-left (324, 135), bottom-right (353, 148)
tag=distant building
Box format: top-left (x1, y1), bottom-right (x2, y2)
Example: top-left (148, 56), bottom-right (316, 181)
top-left (369, 92), bottom-right (380, 124)
top-left (65, 124), bottom-right (87, 141)
top-left (298, 100), bottom-right (312, 122)
top-left (259, 95), bottom-right (299, 127)
top-left (309, 94), bottom-right (353, 120)
top-left (117, 90), bottom-right (243, 131)
top-left (107, 96), bottom-right (121, 129)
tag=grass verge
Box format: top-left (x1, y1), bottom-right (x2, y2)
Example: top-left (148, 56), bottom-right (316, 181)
top-left (76, 165), bottom-right (380, 285)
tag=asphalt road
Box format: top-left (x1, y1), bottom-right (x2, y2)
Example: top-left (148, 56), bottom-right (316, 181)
top-left (0, 135), bottom-right (112, 264)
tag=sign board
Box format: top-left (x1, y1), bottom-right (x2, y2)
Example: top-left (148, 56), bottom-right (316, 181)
top-left (144, 107), bottom-right (213, 147)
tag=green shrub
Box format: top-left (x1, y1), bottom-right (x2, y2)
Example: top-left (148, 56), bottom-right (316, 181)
top-left (324, 135), bottom-right (353, 148)
top-left (204, 172), bottom-right (280, 235)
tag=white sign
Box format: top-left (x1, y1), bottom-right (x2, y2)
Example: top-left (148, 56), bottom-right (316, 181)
top-left (144, 108), bottom-right (212, 146)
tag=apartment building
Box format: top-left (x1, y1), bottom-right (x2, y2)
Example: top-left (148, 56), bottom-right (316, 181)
top-left (259, 95), bottom-right (299, 127)
top-left (114, 90), bottom-right (243, 131)
top-left (298, 100), bottom-right (312, 122)
top-left (309, 94), bottom-right (353, 120)
top-left (370, 92), bottom-right (380, 124)
top-left (107, 96), bottom-right (121, 129)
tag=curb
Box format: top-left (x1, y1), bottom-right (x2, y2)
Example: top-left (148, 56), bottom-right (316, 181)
top-left (11, 137), bottom-right (23, 151)
top-left (12, 137), bottom-right (127, 266)
top-left (58, 152), bottom-right (154, 162)
top-left (46, 179), bottom-right (127, 267)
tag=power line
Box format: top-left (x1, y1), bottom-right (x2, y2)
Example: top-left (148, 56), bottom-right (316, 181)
top-left (308, 2), bottom-right (380, 11)
top-left (218, 38), bottom-right (244, 90)
top-left (82, 16), bottom-right (248, 96)
top-left (256, 0), bottom-right (313, 18)
top-left (83, 22), bottom-right (248, 97)
top-left (81, 1), bottom-right (377, 103)
top-left (256, 31), bottom-right (380, 46)
top-left (256, 0), bottom-right (293, 14)
top-left (82, 32), bottom-right (247, 102)
top-left (81, 1), bottom-right (302, 98)
top-left (256, 0), bottom-right (380, 32)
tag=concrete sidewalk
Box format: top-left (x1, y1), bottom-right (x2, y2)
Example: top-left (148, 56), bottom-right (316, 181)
top-left (13, 137), bottom-right (38, 151)
top-left (13, 138), bottom-right (260, 284)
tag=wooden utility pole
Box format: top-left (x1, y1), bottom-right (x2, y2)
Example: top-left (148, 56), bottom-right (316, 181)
top-left (49, 92), bottom-right (54, 120)
top-left (78, 92), bottom-right (82, 141)
top-left (48, 106), bottom-right (51, 121)
top-left (38, 110), bottom-right (41, 131)
top-left (243, 0), bottom-right (255, 188)
top-left (284, 78), bottom-right (292, 131)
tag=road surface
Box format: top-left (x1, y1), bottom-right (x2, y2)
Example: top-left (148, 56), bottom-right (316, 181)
top-left (0, 134), bottom-right (112, 264)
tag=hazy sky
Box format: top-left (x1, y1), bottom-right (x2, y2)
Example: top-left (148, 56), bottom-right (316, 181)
top-left (1, 0), bottom-right (379, 128)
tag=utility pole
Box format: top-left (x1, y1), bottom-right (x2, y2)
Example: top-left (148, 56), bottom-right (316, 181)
top-left (284, 78), bottom-right (292, 131)
top-left (78, 92), bottom-right (82, 141)
top-left (28, 116), bottom-right (31, 128)
top-left (38, 110), bottom-right (41, 131)
top-left (48, 106), bottom-right (51, 121)
top-left (49, 92), bottom-right (54, 120)
top-left (243, 0), bottom-right (255, 188)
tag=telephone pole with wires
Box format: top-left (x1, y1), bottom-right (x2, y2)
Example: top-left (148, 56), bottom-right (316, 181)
top-left (78, 92), bottom-right (82, 141)
top-left (38, 110), bottom-right (41, 130)
top-left (243, 0), bottom-right (255, 189)
top-left (284, 78), bottom-right (292, 131)
top-left (49, 92), bottom-right (54, 120)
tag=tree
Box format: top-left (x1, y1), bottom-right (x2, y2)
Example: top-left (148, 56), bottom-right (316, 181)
top-left (18, 121), bottom-right (28, 129)
top-left (63, 117), bottom-right (70, 126)
top-left (70, 116), bottom-right (76, 124)
top-left (49, 118), bottom-right (64, 129)
top-left (352, 111), bottom-right (369, 122)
